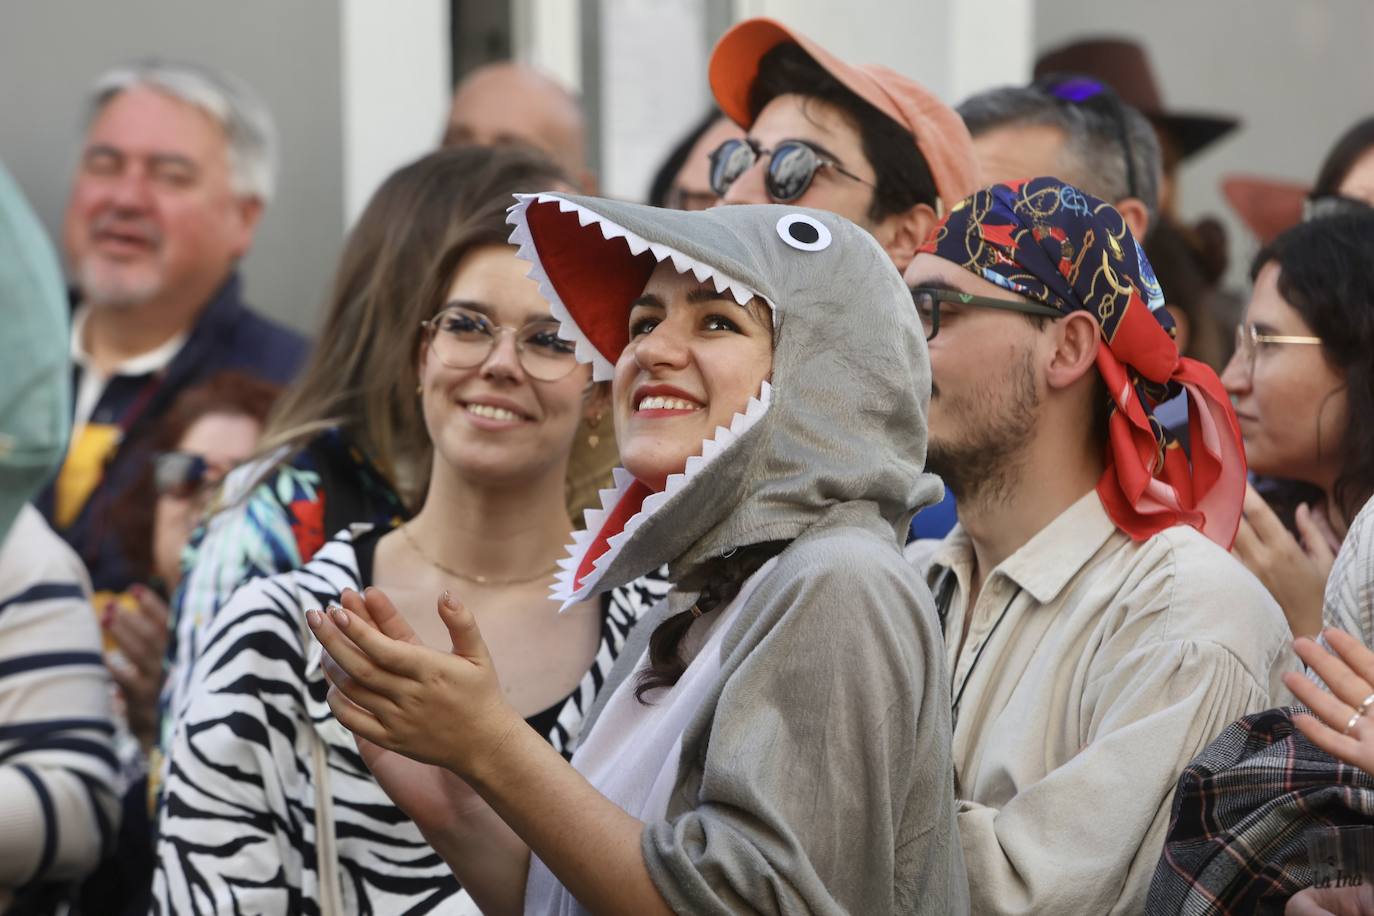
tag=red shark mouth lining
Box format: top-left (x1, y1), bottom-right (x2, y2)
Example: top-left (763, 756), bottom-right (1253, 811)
top-left (507, 193), bottom-right (773, 606)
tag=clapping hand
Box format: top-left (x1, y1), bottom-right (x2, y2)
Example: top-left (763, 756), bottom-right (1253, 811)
top-left (308, 587), bottom-right (520, 778)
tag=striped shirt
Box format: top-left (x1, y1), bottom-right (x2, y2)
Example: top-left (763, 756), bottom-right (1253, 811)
top-left (153, 525), bottom-right (669, 914)
top-left (1323, 496), bottom-right (1374, 648)
top-left (0, 506), bottom-right (120, 907)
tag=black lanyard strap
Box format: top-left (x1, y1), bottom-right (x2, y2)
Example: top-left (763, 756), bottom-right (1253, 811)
top-left (934, 567), bottom-right (1022, 727)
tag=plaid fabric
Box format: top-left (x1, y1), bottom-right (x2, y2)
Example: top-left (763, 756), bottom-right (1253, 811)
top-left (920, 177), bottom-right (1247, 549)
top-left (1146, 706), bottom-right (1374, 915)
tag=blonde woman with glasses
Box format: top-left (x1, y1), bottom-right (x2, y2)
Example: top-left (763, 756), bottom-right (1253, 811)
top-left (154, 150), bottom-right (668, 914)
top-left (1222, 210), bottom-right (1374, 638)
top-left (153, 146), bottom-right (667, 911)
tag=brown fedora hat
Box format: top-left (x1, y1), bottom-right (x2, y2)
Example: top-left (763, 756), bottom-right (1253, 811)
top-left (1034, 37), bottom-right (1239, 160)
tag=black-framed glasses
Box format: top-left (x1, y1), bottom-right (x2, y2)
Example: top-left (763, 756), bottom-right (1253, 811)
top-left (154, 451), bottom-right (229, 500)
top-left (1034, 73), bottom-right (1140, 201)
top-left (708, 137), bottom-right (875, 203)
top-left (420, 304), bottom-right (579, 382)
top-left (912, 287), bottom-right (1063, 341)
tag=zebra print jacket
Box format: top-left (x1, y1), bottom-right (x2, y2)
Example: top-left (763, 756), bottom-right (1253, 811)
top-left (152, 526), bottom-right (668, 914)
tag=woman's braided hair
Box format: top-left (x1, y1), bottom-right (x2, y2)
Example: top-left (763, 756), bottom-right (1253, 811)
top-left (634, 540), bottom-right (790, 702)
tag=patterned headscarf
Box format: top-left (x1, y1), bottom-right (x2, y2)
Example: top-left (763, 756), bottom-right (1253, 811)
top-left (918, 176), bottom-right (1245, 547)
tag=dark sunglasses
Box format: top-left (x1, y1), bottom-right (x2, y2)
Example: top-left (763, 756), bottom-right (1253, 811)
top-left (911, 287), bottom-right (1063, 341)
top-left (1034, 73), bottom-right (1141, 201)
top-left (708, 137), bottom-right (874, 203)
top-left (153, 451), bottom-right (229, 500)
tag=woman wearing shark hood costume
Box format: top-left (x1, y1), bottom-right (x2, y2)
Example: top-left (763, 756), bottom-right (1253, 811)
top-left (308, 193), bottom-right (968, 915)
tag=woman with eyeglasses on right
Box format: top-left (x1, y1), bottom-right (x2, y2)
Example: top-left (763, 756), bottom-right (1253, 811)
top-left (1222, 209), bottom-right (1374, 640)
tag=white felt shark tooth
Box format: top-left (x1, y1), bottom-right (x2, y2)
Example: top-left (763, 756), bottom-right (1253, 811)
top-left (594, 486), bottom-right (621, 510)
top-left (726, 281), bottom-right (754, 306)
top-left (623, 232), bottom-right (649, 255)
top-left (506, 218), bottom-right (533, 246)
top-left (648, 242), bottom-right (673, 263)
top-left (727, 405), bottom-right (760, 435)
top-left (710, 273), bottom-right (731, 294)
top-left (555, 197), bottom-right (579, 213)
top-left (689, 261), bottom-right (714, 284)
top-left (595, 476), bottom-right (632, 511)
top-left (556, 556), bottom-right (578, 571)
top-left (668, 250), bottom-right (696, 275)
top-left (683, 454), bottom-right (706, 476)
top-left (637, 491), bottom-right (670, 519)
top-left (590, 358), bottom-right (614, 382)
top-left (597, 218), bottom-right (628, 241)
top-left (575, 206), bottom-right (599, 228)
top-left (581, 507), bottom-right (608, 531)
top-left (700, 437), bottom-right (723, 461)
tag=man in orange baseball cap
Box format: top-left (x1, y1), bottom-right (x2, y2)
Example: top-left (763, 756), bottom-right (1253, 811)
top-left (707, 18), bottom-right (978, 270)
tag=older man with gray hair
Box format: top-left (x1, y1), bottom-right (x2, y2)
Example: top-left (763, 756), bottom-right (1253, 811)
top-left (38, 60), bottom-right (307, 596)
top-left (957, 78), bottom-right (1163, 241)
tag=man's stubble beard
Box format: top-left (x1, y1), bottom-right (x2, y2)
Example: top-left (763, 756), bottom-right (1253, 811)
top-left (76, 256), bottom-right (163, 310)
top-left (926, 345), bottom-right (1042, 512)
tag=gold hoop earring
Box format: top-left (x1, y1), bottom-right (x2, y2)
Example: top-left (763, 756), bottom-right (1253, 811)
top-left (587, 411), bottom-right (604, 449)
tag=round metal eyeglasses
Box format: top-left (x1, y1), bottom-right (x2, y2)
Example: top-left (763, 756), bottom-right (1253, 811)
top-left (421, 305), bottom-right (580, 381)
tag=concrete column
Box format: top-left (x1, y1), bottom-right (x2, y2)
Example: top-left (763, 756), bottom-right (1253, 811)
top-left (340, 0), bottom-right (450, 225)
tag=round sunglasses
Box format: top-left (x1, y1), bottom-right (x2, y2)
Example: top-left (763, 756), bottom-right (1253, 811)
top-left (153, 451), bottom-right (233, 500)
top-left (708, 137), bottom-right (874, 203)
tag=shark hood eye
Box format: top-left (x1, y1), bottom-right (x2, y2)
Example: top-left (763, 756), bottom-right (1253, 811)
top-left (776, 213), bottom-right (831, 252)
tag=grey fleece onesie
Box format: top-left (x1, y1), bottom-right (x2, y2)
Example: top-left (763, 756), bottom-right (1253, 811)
top-left (507, 194), bottom-right (968, 915)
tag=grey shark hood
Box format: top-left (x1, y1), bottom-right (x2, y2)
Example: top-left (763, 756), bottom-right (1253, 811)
top-left (507, 193), bottom-right (941, 607)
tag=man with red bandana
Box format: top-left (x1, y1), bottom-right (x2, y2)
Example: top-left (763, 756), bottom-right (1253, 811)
top-left (904, 176), bottom-right (1296, 913)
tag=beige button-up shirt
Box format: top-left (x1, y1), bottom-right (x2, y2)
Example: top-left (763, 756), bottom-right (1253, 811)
top-left (908, 492), bottom-right (1296, 915)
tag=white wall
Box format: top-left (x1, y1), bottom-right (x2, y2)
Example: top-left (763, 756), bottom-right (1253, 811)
top-left (0, 0), bottom-right (345, 334)
top-left (734, 0), bottom-right (1031, 102)
top-left (1036, 0), bottom-right (1374, 286)
top-left (586, 0), bottom-right (1033, 200)
top-left (598, 0), bottom-right (717, 200)
top-left (340, 0), bottom-right (451, 226)
top-left (513, 0), bottom-right (584, 90)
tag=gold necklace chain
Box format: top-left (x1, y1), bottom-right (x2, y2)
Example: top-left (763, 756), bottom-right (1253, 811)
top-left (398, 522), bottom-right (560, 587)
